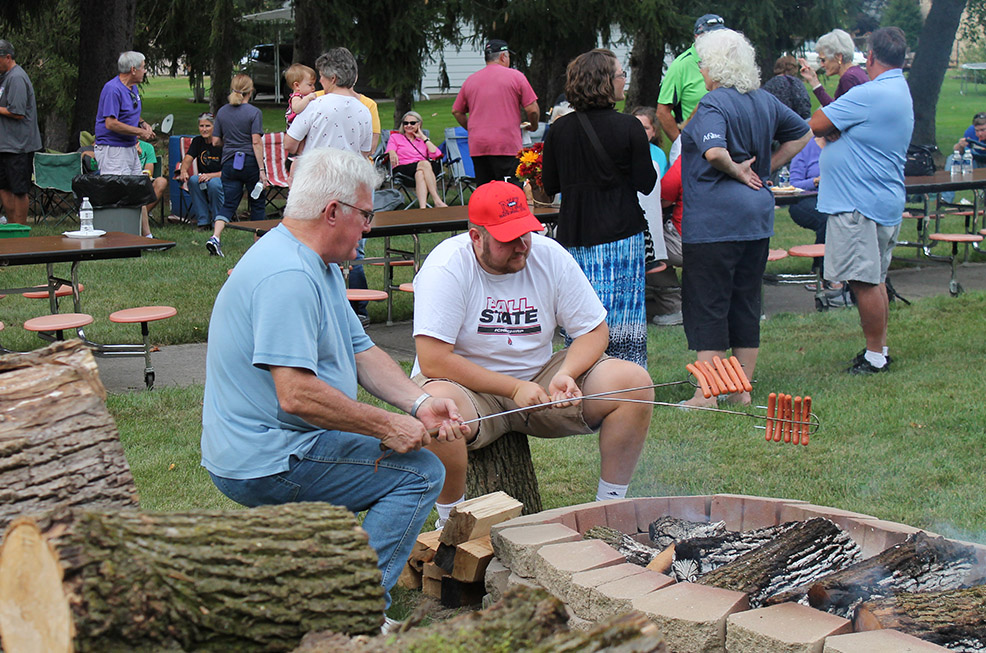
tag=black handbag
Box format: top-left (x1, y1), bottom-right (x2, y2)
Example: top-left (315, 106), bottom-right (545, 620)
top-left (904, 144), bottom-right (938, 177)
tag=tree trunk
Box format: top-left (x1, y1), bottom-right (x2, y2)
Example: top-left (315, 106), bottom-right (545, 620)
top-left (765, 531), bottom-right (980, 618)
top-left (697, 518), bottom-right (862, 607)
top-left (0, 341), bottom-right (138, 531)
top-left (293, 0), bottom-right (325, 71)
top-left (466, 432), bottom-right (542, 515)
top-left (72, 0), bottom-right (136, 148)
top-left (392, 89), bottom-right (414, 133)
top-left (294, 585), bottom-right (669, 652)
top-left (625, 31), bottom-right (664, 113)
top-left (907, 0), bottom-right (967, 147)
top-left (0, 504), bottom-right (384, 653)
top-left (209, 0), bottom-right (236, 115)
top-left (854, 585), bottom-right (986, 648)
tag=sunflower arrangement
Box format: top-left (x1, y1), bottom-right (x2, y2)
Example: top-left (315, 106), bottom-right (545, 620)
top-left (515, 142), bottom-right (544, 188)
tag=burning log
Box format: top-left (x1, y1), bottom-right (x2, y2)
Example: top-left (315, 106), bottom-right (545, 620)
top-left (648, 516), bottom-right (727, 549)
top-left (0, 341), bottom-right (139, 530)
top-left (854, 585), bottom-right (986, 650)
top-left (697, 518), bottom-right (861, 607)
top-left (0, 504), bottom-right (384, 652)
top-left (766, 531), bottom-right (980, 618)
top-left (670, 522), bottom-right (790, 581)
top-left (584, 525), bottom-right (662, 566)
top-left (292, 586), bottom-right (668, 652)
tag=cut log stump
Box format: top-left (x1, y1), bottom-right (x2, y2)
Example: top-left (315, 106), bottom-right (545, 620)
top-left (466, 431), bottom-right (542, 515)
top-left (0, 504), bottom-right (384, 652)
top-left (0, 341), bottom-right (139, 530)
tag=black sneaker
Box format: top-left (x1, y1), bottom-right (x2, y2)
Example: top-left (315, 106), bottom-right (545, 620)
top-left (851, 349), bottom-right (893, 369)
top-left (846, 356), bottom-right (889, 375)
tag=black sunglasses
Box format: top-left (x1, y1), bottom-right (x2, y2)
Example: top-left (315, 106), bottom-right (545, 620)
top-left (129, 91), bottom-right (138, 109)
top-left (402, 120), bottom-right (419, 126)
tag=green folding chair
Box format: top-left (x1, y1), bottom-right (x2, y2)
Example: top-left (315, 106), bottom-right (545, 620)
top-left (32, 152), bottom-right (83, 225)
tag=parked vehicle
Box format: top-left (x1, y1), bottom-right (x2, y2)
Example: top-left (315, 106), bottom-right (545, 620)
top-left (240, 44), bottom-right (388, 98)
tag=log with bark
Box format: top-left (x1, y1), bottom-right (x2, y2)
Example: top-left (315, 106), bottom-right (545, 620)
top-left (670, 522), bottom-right (790, 581)
top-left (648, 516), bottom-right (726, 550)
top-left (766, 531), bottom-right (981, 618)
top-left (466, 432), bottom-right (542, 515)
top-left (584, 525), bottom-right (661, 567)
top-left (854, 585), bottom-right (986, 651)
top-left (293, 585), bottom-right (668, 652)
top-left (697, 517), bottom-right (861, 607)
top-left (0, 504), bottom-right (384, 652)
top-left (0, 341), bottom-right (139, 530)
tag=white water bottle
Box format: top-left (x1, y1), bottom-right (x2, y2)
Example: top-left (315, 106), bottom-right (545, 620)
top-left (778, 166), bottom-right (790, 187)
top-left (80, 197), bottom-right (94, 233)
top-left (250, 181), bottom-right (264, 200)
top-left (962, 148), bottom-right (974, 175)
top-left (952, 148), bottom-right (962, 177)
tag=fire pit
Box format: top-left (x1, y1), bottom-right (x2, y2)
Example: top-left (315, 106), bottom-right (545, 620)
top-left (484, 494), bottom-right (986, 652)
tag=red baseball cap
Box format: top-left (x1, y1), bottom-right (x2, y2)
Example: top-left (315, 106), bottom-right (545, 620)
top-left (468, 181), bottom-right (544, 242)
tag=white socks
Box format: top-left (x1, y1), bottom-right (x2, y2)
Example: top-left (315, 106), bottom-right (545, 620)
top-left (435, 494), bottom-right (465, 529)
top-left (596, 479), bottom-right (628, 502)
top-left (864, 350), bottom-right (887, 368)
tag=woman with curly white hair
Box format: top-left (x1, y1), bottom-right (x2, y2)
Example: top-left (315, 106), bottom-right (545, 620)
top-left (678, 29), bottom-right (810, 408)
top-left (798, 28), bottom-right (868, 107)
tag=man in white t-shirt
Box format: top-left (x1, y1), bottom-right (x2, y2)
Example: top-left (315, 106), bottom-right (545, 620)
top-left (412, 181), bottom-right (653, 525)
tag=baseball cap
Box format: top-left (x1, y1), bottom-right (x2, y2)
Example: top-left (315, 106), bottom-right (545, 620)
top-left (468, 182), bottom-right (544, 242)
top-left (484, 39), bottom-right (513, 57)
top-left (694, 14), bottom-right (726, 35)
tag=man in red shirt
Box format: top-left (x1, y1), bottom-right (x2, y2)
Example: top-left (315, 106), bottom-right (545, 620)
top-left (452, 40), bottom-right (540, 186)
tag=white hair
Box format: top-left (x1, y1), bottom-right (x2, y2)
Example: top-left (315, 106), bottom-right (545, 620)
top-left (284, 148), bottom-right (382, 221)
top-left (118, 51), bottom-right (145, 74)
top-left (816, 29), bottom-right (856, 63)
top-left (696, 29), bottom-right (760, 94)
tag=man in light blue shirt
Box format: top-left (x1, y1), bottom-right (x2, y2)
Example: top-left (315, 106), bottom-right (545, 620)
top-left (810, 27), bottom-right (913, 375)
top-left (201, 147), bottom-right (467, 616)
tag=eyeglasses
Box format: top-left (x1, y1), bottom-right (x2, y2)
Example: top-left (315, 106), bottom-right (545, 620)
top-left (402, 120), bottom-right (419, 126)
top-left (336, 200), bottom-right (375, 226)
top-left (614, 70), bottom-right (627, 79)
top-left (129, 91), bottom-right (138, 109)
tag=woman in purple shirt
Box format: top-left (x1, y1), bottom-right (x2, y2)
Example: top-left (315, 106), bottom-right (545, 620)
top-left (788, 136), bottom-right (837, 283)
top-left (798, 29), bottom-right (868, 107)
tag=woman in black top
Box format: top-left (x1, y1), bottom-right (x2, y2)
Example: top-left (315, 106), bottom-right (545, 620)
top-left (541, 49), bottom-right (657, 367)
top-left (177, 112), bottom-right (225, 228)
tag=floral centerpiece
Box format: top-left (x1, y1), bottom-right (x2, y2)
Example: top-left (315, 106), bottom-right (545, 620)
top-left (516, 142), bottom-right (554, 205)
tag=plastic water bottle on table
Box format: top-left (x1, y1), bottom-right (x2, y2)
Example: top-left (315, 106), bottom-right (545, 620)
top-left (778, 166), bottom-right (790, 187)
top-left (79, 197), bottom-right (94, 233)
top-left (962, 148), bottom-right (974, 175)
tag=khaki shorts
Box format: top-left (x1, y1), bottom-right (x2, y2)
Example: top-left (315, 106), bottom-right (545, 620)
top-left (413, 349), bottom-right (609, 451)
top-left (94, 143), bottom-right (143, 176)
top-left (824, 210), bottom-right (899, 285)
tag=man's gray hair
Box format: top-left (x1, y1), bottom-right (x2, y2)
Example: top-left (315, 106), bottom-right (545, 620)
top-left (315, 48), bottom-right (358, 88)
top-left (118, 51), bottom-right (145, 74)
top-left (816, 29), bottom-right (856, 64)
top-left (696, 29), bottom-right (760, 94)
top-left (284, 148), bottom-right (382, 221)
top-left (0, 40), bottom-right (15, 58)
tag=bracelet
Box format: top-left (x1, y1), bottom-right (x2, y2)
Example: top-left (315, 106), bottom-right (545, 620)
top-left (410, 393), bottom-right (431, 418)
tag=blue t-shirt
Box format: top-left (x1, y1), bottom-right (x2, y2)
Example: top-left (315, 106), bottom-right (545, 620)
top-left (681, 87), bottom-right (809, 244)
top-left (214, 102), bottom-right (264, 164)
top-left (201, 224), bottom-right (374, 479)
top-left (648, 143), bottom-right (668, 177)
top-left (94, 77), bottom-right (142, 147)
top-left (962, 124), bottom-right (986, 162)
top-left (817, 69), bottom-right (913, 226)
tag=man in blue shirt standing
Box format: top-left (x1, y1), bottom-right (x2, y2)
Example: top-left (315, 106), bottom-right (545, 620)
top-left (94, 51), bottom-right (155, 176)
top-left (201, 147), bottom-right (466, 623)
top-left (810, 27), bottom-right (913, 375)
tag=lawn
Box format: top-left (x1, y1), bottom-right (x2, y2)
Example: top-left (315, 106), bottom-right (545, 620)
top-left (4, 69), bottom-right (985, 551)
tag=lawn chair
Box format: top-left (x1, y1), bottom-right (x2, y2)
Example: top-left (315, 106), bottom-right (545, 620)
top-left (32, 152), bottom-right (83, 225)
top-left (379, 129), bottom-right (446, 210)
top-left (262, 132), bottom-right (291, 216)
top-left (167, 135), bottom-right (196, 221)
top-left (441, 127), bottom-right (476, 206)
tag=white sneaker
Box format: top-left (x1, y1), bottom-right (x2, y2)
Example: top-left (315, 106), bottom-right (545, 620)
top-left (651, 311), bottom-right (683, 326)
top-left (381, 616), bottom-right (402, 635)
top-left (435, 516), bottom-right (446, 530)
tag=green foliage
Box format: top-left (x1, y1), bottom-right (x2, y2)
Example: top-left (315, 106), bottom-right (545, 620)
top-left (881, 0), bottom-right (924, 50)
top-left (961, 0), bottom-right (986, 56)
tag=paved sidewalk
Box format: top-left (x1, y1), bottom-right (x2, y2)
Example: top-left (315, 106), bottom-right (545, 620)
top-left (94, 262), bottom-right (986, 393)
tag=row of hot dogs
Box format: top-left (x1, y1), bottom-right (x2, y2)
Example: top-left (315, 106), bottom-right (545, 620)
top-left (765, 393), bottom-right (812, 446)
top-left (686, 355), bottom-right (753, 398)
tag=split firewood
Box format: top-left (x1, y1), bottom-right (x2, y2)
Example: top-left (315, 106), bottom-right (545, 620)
top-left (854, 584), bottom-right (986, 649)
top-left (670, 522), bottom-right (790, 581)
top-left (584, 525), bottom-right (661, 567)
top-left (408, 529), bottom-right (442, 571)
top-left (438, 491), bottom-right (523, 547)
top-left (0, 341), bottom-right (138, 530)
top-left (452, 535), bottom-right (494, 583)
top-left (697, 517), bottom-right (861, 607)
top-left (0, 504), bottom-right (384, 652)
top-left (646, 544), bottom-right (675, 574)
top-left (647, 516), bottom-right (726, 549)
top-left (292, 585), bottom-right (668, 652)
top-left (766, 531), bottom-right (980, 618)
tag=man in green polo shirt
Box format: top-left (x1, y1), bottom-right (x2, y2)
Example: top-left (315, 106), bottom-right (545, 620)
top-left (656, 14), bottom-right (727, 161)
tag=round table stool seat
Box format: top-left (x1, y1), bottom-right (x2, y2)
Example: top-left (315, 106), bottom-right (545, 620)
top-left (23, 313), bottom-right (93, 332)
top-left (646, 262), bottom-right (668, 274)
top-left (788, 244), bottom-right (825, 258)
top-left (346, 289), bottom-right (388, 302)
top-left (398, 283), bottom-right (414, 293)
top-left (928, 232), bottom-right (983, 243)
top-left (109, 306), bottom-right (178, 324)
top-left (22, 283), bottom-right (84, 299)
top-left (767, 248), bottom-right (788, 262)
top-left (370, 260), bottom-right (414, 267)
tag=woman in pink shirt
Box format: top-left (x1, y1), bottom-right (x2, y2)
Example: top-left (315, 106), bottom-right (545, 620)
top-left (385, 111), bottom-right (446, 208)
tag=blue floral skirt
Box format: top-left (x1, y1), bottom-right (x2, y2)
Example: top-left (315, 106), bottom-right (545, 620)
top-left (567, 232), bottom-right (647, 367)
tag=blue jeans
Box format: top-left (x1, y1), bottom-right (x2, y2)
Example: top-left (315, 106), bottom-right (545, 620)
top-left (350, 238), bottom-right (368, 315)
top-left (208, 430), bottom-right (444, 608)
top-left (218, 156), bottom-right (266, 223)
top-left (188, 175), bottom-right (224, 227)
